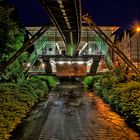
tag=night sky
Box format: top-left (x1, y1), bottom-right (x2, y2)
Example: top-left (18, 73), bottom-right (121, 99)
top-left (8, 0), bottom-right (140, 29)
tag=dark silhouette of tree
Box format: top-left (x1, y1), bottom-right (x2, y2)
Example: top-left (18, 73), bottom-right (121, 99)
top-left (0, 1), bottom-right (28, 82)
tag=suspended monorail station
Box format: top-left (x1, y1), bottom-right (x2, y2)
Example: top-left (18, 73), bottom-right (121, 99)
top-left (26, 0), bottom-right (140, 77)
top-left (1, 0), bottom-right (140, 140)
top-left (26, 25), bottom-right (118, 76)
top-left (2, 0), bottom-right (139, 77)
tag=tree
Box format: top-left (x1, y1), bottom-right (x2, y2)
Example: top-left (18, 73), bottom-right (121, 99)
top-left (0, 2), bottom-right (28, 82)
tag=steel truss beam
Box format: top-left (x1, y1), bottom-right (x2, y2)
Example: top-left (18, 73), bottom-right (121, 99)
top-left (39, 0), bottom-right (67, 50)
top-left (39, 0), bottom-right (81, 55)
top-left (83, 15), bottom-right (140, 76)
top-left (0, 23), bottom-right (52, 72)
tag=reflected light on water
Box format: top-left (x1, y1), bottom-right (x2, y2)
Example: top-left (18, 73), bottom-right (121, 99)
top-left (86, 91), bottom-right (139, 140)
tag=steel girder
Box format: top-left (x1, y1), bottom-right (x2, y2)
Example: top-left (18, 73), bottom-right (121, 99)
top-left (0, 23), bottom-right (52, 72)
top-left (83, 15), bottom-right (140, 76)
top-left (39, 0), bottom-right (81, 55)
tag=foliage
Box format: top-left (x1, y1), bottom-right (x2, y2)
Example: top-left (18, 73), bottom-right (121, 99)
top-left (83, 76), bottom-right (101, 89)
top-left (0, 79), bottom-right (48, 140)
top-left (83, 72), bottom-right (140, 131)
top-left (46, 76), bottom-right (58, 88)
top-left (30, 76), bottom-right (58, 89)
top-left (0, 3), bottom-right (28, 82)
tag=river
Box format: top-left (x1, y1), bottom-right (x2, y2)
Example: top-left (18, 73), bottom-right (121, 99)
top-left (12, 84), bottom-right (140, 140)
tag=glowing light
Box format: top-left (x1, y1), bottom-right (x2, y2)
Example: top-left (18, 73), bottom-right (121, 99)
top-left (67, 61), bottom-right (71, 64)
top-left (57, 0), bottom-right (62, 5)
top-left (41, 63), bottom-right (45, 68)
top-left (136, 27), bottom-right (140, 32)
top-left (87, 60), bottom-right (93, 66)
top-left (58, 61), bottom-right (64, 64)
top-left (50, 60), bottom-right (56, 67)
top-left (59, 4), bottom-right (64, 8)
top-left (79, 43), bottom-right (88, 54)
top-left (51, 62), bottom-right (55, 65)
top-left (68, 26), bottom-right (71, 29)
top-left (77, 61), bottom-right (84, 64)
top-left (56, 43), bottom-right (62, 54)
top-left (63, 13), bottom-right (66, 17)
top-left (87, 59), bottom-right (93, 64)
top-left (50, 60), bottom-right (56, 64)
top-left (26, 63), bottom-right (30, 67)
top-left (61, 9), bottom-right (65, 13)
top-left (57, 61), bottom-right (72, 64)
top-left (70, 32), bottom-right (73, 45)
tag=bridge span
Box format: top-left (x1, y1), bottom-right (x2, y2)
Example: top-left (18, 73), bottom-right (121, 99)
top-left (1, 0), bottom-right (140, 77)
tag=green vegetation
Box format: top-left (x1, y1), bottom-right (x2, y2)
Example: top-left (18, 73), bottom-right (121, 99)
top-left (45, 76), bottom-right (58, 88)
top-left (83, 72), bottom-right (140, 131)
top-left (31, 76), bottom-right (58, 89)
top-left (0, 3), bottom-right (28, 82)
top-left (0, 3), bottom-right (60, 140)
top-left (0, 79), bottom-right (48, 140)
top-left (83, 76), bottom-right (101, 89)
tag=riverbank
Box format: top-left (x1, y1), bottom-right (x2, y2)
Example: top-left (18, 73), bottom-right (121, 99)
top-left (10, 84), bottom-right (139, 140)
top-left (0, 79), bottom-right (48, 140)
top-left (83, 74), bottom-right (140, 135)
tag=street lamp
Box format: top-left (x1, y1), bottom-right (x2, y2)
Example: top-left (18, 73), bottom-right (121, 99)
top-left (136, 27), bottom-right (140, 32)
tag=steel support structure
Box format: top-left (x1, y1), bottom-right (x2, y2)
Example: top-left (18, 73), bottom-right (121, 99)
top-left (0, 23), bottom-right (52, 72)
top-left (83, 15), bottom-right (140, 76)
top-left (39, 0), bottom-right (81, 55)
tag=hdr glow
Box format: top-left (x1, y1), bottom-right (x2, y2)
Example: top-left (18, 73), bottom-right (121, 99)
top-left (56, 43), bottom-right (62, 54)
top-left (137, 27), bottom-right (140, 32)
top-left (1, 0), bottom-right (140, 139)
top-left (26, 63), bottom-right (31, 67)
top-left (57, 61), bottom-right (64, 64)
top-left (67, 61), bottom-right (71, 64)
top-left (77, 61), bottom-right (84, 64)
top-left (56, 61), bottom-right (86, 64)
top-left (79, 43), bottom-right (88, 54)
top-left (41, 63), bottom-right (45, 68)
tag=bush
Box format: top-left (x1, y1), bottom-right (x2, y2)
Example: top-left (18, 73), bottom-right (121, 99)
top-left (30, 76), bottom-right (58, 89)
top-left (0, 79), bottom-right (48, 140)
top-left (83, 76), bottom-right (101, 89)
top-left (46, 76), bottom-right (58, 89)
top-left (83, 72), bottom-right (140, 131)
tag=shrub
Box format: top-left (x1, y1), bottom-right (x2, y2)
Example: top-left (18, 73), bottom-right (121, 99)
top-left (0, 79), bottom-right (48, 139)
top-left (83, 76), bottom-right (101, 89)
top-left (84, 72), bottom-right (140, 131)
top-left (30, 76), bottom-right (58, 89)
top-left (94, 76), bottom-right (140, 130)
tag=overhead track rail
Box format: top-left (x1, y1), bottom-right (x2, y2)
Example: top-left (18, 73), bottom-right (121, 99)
top-left (39, 0), bottom-right (81, 55)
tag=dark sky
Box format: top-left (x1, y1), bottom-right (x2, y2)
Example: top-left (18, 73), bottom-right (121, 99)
top-left (8, 0), bottom-right (140, 28)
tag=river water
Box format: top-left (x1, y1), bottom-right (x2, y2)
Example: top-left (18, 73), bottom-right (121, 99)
top-left (13, 84), bottom-right (140, 140)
